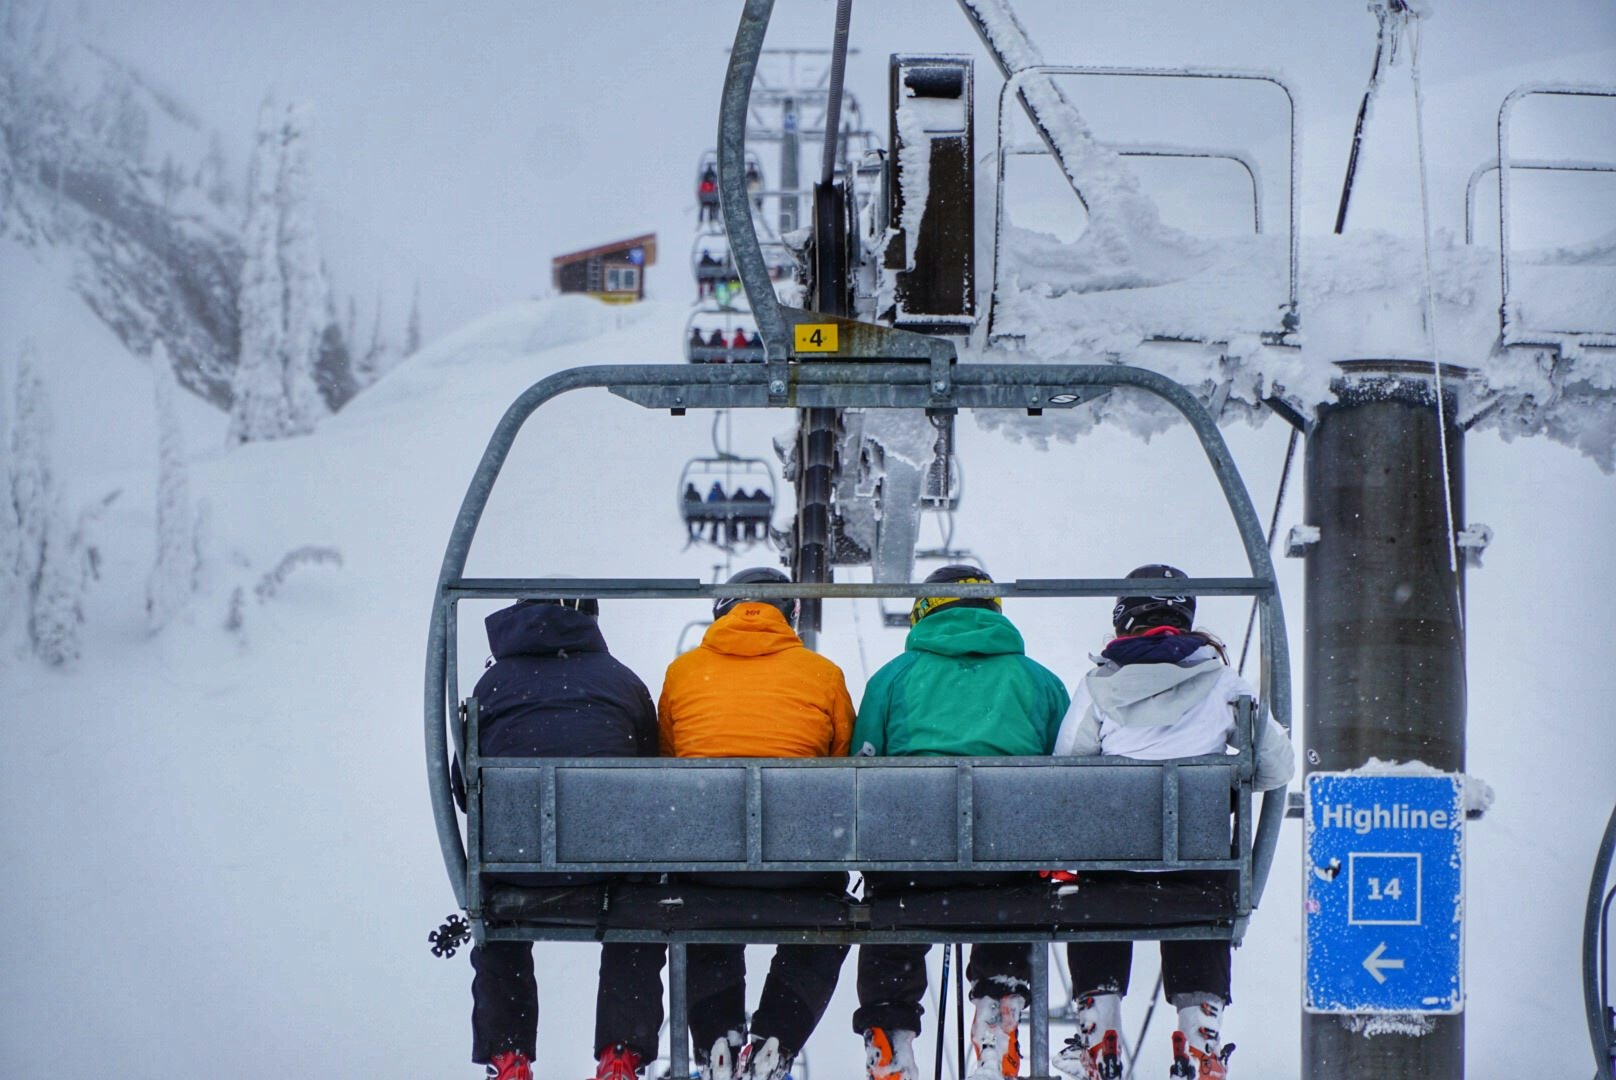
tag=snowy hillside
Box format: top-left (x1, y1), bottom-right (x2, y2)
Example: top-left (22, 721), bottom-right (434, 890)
top-left (2, 293), bottom-right (1613, 1079)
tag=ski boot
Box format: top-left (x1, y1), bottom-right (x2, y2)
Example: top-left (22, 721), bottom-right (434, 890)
top-left (595, 1043), bottom-right (642, 1080)
top-left (1168, 1001), bottom-right (1234, 1079)
top-left (738, 1036), bottom-right (793, 1080)
top-left (1053, 993), bottom-right (1122, 1079)
top-left (702, 1033), bottom-right (747, 1080)
top-left (863, 1027), bottom-right (919, 1080)
top-left (968, 993), bottom-right (1025, 1078)
top-left (1168, 1031), bottom-right (1234, 1079)
top-left (487, 1050), bottom-right (533, 1080)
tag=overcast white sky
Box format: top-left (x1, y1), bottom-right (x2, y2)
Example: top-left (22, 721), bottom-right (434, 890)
top-left (69, 0), bottom-right (1616, 340)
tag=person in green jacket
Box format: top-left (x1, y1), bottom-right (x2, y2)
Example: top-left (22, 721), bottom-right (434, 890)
top-left (852, 565), bottom-right (1070, 1080)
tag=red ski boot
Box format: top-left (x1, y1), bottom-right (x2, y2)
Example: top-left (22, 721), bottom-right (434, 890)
top-left (595, 1043), bottom-right (642, 1080)
top-left (488, 1050), bottom-right (533, 1080)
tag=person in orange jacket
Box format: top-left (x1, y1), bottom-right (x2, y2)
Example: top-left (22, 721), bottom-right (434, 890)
top-left (659, 566), bottom-right (856, 1080)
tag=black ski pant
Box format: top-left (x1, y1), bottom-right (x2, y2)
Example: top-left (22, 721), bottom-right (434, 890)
top-left (471, 941), bottom-right (667, 1064)
top-left (851, 872), bottom-right (1032, 1036)
top-left (853, 942), bottom-right (1030, 1036)
top-left (683, 872), bottom-right (851, 1060)
top-left (686, 942), bottom-right (851, 1060)
top-left (1065, 940), bottom-right (1231, 1007)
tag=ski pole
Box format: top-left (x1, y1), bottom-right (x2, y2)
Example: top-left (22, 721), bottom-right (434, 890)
top-left (1123, 972), bottom-right (1163, 1080)
top-left (955, 943), bottom-right (966, 1079)
top-left (936, 943), bottom-right (952, 1080)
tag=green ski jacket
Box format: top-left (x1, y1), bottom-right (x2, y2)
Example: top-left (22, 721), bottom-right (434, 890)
top-left (852, 606), bottom-right (1070, 758)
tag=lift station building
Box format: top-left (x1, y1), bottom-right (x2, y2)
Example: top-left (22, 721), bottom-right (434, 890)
top-left (551, 233), bottom-right (658, 303)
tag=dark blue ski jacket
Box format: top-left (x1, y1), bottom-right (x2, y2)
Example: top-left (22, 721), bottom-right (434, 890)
top-left (452, 601), bottom-right (656, 810)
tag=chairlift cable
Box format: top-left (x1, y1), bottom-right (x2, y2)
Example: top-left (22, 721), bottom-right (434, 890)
top-left (1237, 425), bottom-right (1300, 678)
top-left (1409, 15), bottom-right (1466, 629)
top-left (1333, 3), bottom-right (1398, 234)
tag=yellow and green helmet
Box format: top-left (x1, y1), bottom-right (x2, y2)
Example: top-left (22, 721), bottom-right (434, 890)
top-left (909, 564), bottom-right (1001, 626)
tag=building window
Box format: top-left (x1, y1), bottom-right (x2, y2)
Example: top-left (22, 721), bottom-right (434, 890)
top-left (604, 266), bottom-right (640, 292)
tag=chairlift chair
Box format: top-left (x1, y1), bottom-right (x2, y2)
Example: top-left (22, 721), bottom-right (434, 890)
top-left (683, 307), bottom-right (766, 364)
top-left (677, 414), bottom-right (778, 551)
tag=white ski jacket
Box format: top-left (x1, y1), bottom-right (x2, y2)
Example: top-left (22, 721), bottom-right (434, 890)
top-left (1053, 644), bottom-right (1294, 792)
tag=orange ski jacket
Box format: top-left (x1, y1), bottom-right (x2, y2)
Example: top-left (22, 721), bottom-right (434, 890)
top-left (658, 603), bottom-right (855, 759)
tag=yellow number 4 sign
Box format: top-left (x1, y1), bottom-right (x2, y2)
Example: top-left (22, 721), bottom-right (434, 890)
top-left (794, 323), bottom-right (839, 353)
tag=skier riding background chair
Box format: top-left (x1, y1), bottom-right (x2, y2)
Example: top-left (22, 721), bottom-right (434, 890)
top-left (1049, 565), bottom-right (1295, 1080)
top-left (849, 565), bottom-right (1070, 1080)
top-left (451, 597), bottom-right (666, 1080)
top-left (657, 567), bottom-right (858, 1080)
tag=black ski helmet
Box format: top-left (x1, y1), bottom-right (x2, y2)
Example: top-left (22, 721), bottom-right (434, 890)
top-left (909, 564), bottom-right (1001, 626)
top-left (1112, 564), bottom-right (1194, 634)
top-left (713, 566), bottom-right (796, 624)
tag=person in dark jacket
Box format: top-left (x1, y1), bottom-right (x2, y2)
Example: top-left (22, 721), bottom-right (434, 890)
top-left (852, 566), bottom-right (1069, 1080)
top-left (457, 598), bottom-right (664, 1080)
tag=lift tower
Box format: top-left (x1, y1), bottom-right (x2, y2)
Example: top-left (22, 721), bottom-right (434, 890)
top-left (1296, 361), bottom-right (1469, 1078)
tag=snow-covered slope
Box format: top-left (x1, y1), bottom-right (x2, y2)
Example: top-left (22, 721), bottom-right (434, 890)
top-left (1, 295), bottom-right (1612, 1079)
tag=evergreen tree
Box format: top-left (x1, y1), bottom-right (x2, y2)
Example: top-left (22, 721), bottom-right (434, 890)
top-left (0, 363), bottom-right (20, 640)
top-left (355, 290), bottom-right (387, 385)
top-left (405, 280), bottom-right (422, 356)
top-left (228, 98), bottom-right (340, 442)
top-left (31, 509), bottom-right (82, 666)
top-left (197, 131), bottom-right (233, 211)
top-left (10, 344), bottom-right (50, 599)
top-left (10, 344), bottom-right (81, 665)
top-left (146, 342), bottom-right (199, 631)
top-left (275, 102), bottom-right (330, 435)
top-left (157, 152), bottom-right (184, 209)
top-left (227, 98), bottom-right (290, 445)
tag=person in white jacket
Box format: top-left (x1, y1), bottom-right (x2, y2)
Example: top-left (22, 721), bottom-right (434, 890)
top-left (1051, 565), bottom-right (1293, 1080)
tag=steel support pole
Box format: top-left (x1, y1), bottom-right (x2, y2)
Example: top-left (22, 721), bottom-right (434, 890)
top-left (1301, 360), bottom-right (1467, 1078)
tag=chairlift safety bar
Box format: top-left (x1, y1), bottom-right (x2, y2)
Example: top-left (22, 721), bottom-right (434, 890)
top-left (1496, 84), bottom-right (1616, 347)
top-left (992, 66), bottom-right (1300, 340)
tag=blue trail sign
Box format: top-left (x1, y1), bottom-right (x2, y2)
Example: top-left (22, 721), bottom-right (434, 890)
top-left (1304, 772), bottom-right (1464, 1014)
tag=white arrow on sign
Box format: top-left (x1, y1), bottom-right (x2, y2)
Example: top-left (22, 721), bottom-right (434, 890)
top-left (1363, 942), bottom-right (1406, 984)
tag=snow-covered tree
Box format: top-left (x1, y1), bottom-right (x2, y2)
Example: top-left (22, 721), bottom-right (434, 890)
top-left (0, 365), bottom-right (20, 640)
top-left (196, 131), bottom-right (233, 211)
top-left (354, 290), bottom-right (388, 386)
top-left (31, 510), bottom-right (82, 666)
top-left (10, 344), bottom-right (51, 598)
top-left (228, 98), bottom-right (340, 443)
top-left (9, 344), bottom-right (82, 665)
top-left (157, 152), bottom-right (184, 209)
top-left (405, 280), bottom-right (422, 356)
top-left (228, 98), bottom-right (290, 445)
top-left (275, 102), bottom-right (330, 435)
top-left (146, 342), bottom-right (200, 631)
